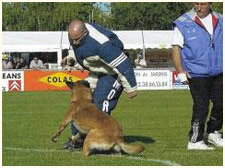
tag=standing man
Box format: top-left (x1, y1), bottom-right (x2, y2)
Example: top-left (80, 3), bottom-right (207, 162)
top-left (172, 2), bottom-right (223, 150)
top-left (63, 19), bottom-right (137, 150)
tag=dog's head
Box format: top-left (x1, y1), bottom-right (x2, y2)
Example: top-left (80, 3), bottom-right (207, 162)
top-left (65, 80), bottom-right (92, 103)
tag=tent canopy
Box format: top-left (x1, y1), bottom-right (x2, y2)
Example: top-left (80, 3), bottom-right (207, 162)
top-left (2, 31), bottom-right (66, 52)
top-left (2, 31), bottom-right (173, 53)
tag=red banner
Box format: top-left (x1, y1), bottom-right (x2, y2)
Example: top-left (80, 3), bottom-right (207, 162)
top-left (24, 70), bottom-right (89, 91)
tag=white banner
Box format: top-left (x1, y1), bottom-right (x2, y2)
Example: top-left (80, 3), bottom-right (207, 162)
top-left (134, 69), bottom-right (172, 90)
top-left (2, 71), bottom-right (24, 92)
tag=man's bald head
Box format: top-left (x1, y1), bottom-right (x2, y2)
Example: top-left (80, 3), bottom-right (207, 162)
top-left (68, 20), bottom-right (86, 40)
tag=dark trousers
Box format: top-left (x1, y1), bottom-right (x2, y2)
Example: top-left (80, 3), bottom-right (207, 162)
top-left (188, 74), bottom-right (223, 142)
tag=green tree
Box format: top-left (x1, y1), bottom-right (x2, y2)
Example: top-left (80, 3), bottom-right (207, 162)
top-left (2, 2), bottom-right (223, 31)
top-left (2, 2), bottom-right (99, 31)
top-left (211, 2), bottom-right (223, 13)
top-left (110, 2), bottom-right (193, 30)
top-left (109, 2), bottom-right (222, 30)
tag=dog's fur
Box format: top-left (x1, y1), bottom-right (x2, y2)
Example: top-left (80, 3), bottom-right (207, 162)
top-left (51, 80), bottom-right (144, 156)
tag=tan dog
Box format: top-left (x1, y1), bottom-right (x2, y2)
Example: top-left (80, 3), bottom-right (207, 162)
top-left (51, 80), bottom-right (144, 156)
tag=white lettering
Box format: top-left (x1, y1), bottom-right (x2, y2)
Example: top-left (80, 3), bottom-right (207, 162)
top-left (102, 100), bottom-right (109, 112)
top-left (113, 80), bottom-right (121, 90)
top-left (174, 74), bottom-right (179, 81)
top-left (107, 89), bottom-right (116, 100)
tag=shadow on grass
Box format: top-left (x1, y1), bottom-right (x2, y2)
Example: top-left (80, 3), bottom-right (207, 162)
top-left (124, 135), bottom-right (155, 144)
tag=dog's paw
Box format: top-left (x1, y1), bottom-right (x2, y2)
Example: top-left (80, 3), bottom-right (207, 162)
top-left (51, 135), bottom-right (59, 143)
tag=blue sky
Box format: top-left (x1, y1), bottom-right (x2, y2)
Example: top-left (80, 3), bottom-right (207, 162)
top-left (95, 2), bottom-right (111, 12)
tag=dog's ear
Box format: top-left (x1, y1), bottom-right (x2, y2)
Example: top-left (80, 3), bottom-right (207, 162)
top-left (65, 80), bottom-right (75, 89)
top-left (79, 80), bottom-right (90, 88)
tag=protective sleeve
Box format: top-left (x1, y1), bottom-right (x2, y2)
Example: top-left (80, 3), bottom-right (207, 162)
top-left (89, 23), bottom-right (124, 50)
top-left (98, 42), bottom-right (137, 92)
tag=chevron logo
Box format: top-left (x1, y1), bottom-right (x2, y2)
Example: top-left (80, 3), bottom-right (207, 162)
top-left (9, 80), bottom-right (21, 92)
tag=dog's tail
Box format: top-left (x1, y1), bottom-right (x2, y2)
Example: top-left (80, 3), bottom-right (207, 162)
top-left (119, 142), bottom-right (145, 154)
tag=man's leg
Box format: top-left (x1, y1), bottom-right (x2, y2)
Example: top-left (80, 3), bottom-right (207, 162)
top-left (206, 74), bottom-right (223, 147)
top-left (207, 74), bottom-right (223, 133)
top-left (188, 77), bottom-right (211, 142)
top-left (187, 77), bottom-right (214, 150)
top-left (92, 74), bottom-right (124, 114)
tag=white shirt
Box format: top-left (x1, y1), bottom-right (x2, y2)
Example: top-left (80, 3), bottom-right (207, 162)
top-left (29, 59), bottom-right (44, 69)
top-left (172, 13), bottom-right (213, 48)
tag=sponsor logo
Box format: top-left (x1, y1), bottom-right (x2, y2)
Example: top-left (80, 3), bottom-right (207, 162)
top-left (2, 72), bottom-right (21, 79)
top-left (39, 72), bottom-right (81, 87)
top-left (172, 71), bottom-right (189, 89)
top-left (8, 80), bottom-right (21, 92)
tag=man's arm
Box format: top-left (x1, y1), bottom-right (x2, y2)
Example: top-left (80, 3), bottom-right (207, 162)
top-left (98, 43), bottom-right (137, 98)
top-left (172, 45), bottom-right (184, 73)
top-left (172, 45), bottom-right (189, 84)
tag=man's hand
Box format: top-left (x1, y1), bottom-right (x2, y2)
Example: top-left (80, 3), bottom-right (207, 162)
top-left (178, 71), bottom-right (191, 85)
top-left (126, 90), bottom-right (137, 99)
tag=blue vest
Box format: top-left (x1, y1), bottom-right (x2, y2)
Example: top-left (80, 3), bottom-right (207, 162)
top-left (174, 9), bottom-right (223, 77)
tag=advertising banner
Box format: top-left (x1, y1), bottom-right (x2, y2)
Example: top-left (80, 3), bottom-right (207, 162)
top-left (2, 70), bottom-right (181, 92)
top-left (24, 70), bottom-right (89, 91)
top-left (172, 71), bottom-right (189, 89)
top-left (2, 71), bottom-right (24, 92)
top-left (134, 69), bottom-right (172, 90)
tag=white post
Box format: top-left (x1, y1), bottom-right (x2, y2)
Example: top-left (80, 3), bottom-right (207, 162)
top-left (57, 31), bottom-right (63, 69)
top-left (92, 10), bottom-right (94, 22)
top-left (57, 49), bottom-right (62, 69)
top-left (141, 30), bottom-right (145, 60)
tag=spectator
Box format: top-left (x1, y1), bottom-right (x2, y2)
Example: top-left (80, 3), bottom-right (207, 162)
top-left (172, 2), bottom-right (223, 150)
top-left (134, 53), bottom-right (147, 69)
top-left (2, 53), bottom-right (14, 69)
top-left (63, 19), bottom-right (137, 150)
top-left (15, 57), bottom-right (28, 69)
top-left (29, 57), bottom-right (44, 69)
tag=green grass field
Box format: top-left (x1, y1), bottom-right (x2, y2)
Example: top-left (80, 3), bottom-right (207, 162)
top-left (2, 90), bottom-right (223, 166)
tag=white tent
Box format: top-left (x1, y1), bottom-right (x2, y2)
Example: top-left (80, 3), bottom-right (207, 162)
top-left (2, 31), bottom-right (69, 66)
top-left (114, 31), bottom-right (144, 49)
top-left (2, 32), bottom-right (63, 52)
top-left (143, 31), bottom-right (173, 49)
top-left (2, 31), bottom-right (173, 66)
top-left (114, 30), bottom-right (173, 49)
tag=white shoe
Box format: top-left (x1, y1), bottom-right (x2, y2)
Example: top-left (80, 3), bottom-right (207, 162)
top-left (187, 141), bottom-right (214, 150)
top-left (208, 131), bottom-right (223, 147)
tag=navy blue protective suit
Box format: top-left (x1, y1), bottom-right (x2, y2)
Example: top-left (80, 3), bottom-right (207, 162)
top-left (69, 23), bottom-right (137, 135)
